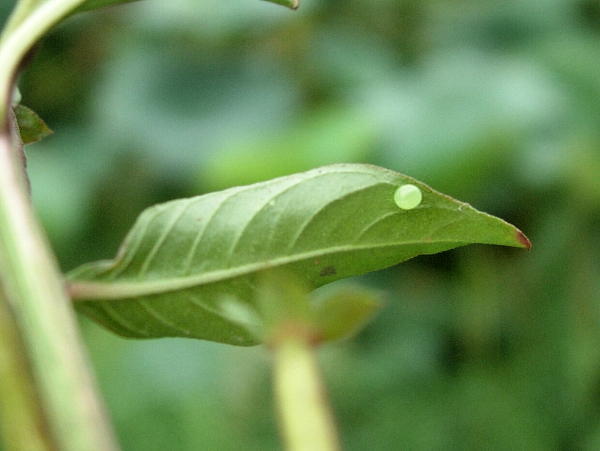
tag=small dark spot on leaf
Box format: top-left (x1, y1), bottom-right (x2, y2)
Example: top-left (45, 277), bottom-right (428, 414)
top-left (320, 266), bottom-right (337, 277)
top-left (314, 259), bottom-right (321, 265)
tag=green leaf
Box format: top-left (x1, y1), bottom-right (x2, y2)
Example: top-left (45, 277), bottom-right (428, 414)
top-left (312, 287), bottom-right (382, 343)
top-left (13, 105), bottom-right (52, 145)
top-left (255, 271), bottom-right (312, 337)
top-left (220, 273), bottom-right (382, 345)
top-left (74, 0), bottom-right (141, 13)
top-left (68, 164), bottom-right (530, 345)
top-left (74, 0), bottom-right (298, 14)
top-left (261, 0), bottom-right (299, 10)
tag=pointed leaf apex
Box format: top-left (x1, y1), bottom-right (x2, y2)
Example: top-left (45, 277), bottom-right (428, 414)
top-left (263, 0), bottom-right (299, 10)
top-left (516, 230), bottom-right (532, 250)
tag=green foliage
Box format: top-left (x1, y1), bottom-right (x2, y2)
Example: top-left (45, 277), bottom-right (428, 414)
top-left (311, 286), bottom-right (381, 343)
top-left (76, 0), bottom-right (140, 12)
top-left (260, 0), bottom-right (298, 10)
top-left (75, 0), bottom-right (297, 14)
top-left (242, 271), bottom-right (382, 344)
top-left (69, 164), bottom-right (527, 344)
top-left (6, 0), bottom-right (599, 449)
top-left (14, 105), bottom-right (52, 145)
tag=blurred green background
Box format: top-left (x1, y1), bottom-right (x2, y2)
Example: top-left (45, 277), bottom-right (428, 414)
top-left (2, 0), bottom-right (600, 449)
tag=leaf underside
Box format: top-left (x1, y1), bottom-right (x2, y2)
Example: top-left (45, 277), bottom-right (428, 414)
top-left (75, 0), bottom-right (298, 14)
top-left (75, 0), bottom-right (141, 13)
top-left (69, 164), bottom-right (529, 346)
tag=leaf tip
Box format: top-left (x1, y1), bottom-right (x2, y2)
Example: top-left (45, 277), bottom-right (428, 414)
top-left (262, 0), bottom-right (299, 10)
top-left (515, 230), bottom-right (532, 250)
top-left (14, 104), bottom-right (53, 145)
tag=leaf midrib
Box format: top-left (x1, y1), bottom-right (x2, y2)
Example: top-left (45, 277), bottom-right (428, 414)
top-left (69, 239), bottom-right (468, 301)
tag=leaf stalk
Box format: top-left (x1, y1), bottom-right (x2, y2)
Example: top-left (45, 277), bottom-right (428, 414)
top-left (273, 331), bottom-right (340, 451)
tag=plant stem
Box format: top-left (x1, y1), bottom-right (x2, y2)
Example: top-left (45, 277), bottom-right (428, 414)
top-left (0, 129), bottom-right (118, 451)
top-left (0, 2), bottom-right (118, 449)
top-left (0, 0), bottom-right (86, 123)
top-left (0, 287), bottom-right (52, 451)
top-left (0, 0), bottom-right (41, 43)
top-left (273, 334), bottom-right (340, 451)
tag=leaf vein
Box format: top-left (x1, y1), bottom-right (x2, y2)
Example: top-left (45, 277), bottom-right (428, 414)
top-left (225, 173), bottom-right (335, 265)
top-left (137, 300), bottom-right (192, 336)
top-left (138, 200), bottom-right (193, 277)
top-left (109, 206), bottom-right (158, 279)
top-left (288, 183), bottom-right (394, 252)
top-left (72, 239), bottom-right (469, 300)
top-left (355, 211), bottom-right (402, 242)
top-left (100, 303), bottom-right (149, 336)
top-left (182, 186), bottom-right (257, 275)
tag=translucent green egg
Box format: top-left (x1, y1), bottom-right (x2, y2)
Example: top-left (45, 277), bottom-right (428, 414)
top-left (394, 184), bottom-right (422, 210)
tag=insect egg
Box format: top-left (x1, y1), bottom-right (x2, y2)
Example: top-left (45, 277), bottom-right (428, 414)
top-left (394, 184), bottom-right (422, 210)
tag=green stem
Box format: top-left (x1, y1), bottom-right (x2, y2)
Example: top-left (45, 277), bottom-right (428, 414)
top-left (0, 0), bottom-right (86, 122)
top-left (0, 287), bottom-right (52, 451)
top-left (0, 2), bottom-right (118, 450)
top-left (0, 127), bottom-right (118, 451)
top-left (0, 0), bottom-right (41, 43)
top-left (273, 335), bottom-right (340, 451)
